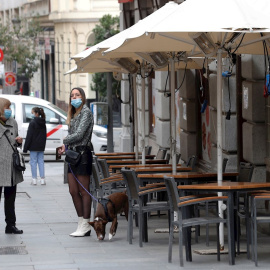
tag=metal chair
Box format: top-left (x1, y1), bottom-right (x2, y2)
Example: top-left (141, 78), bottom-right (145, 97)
top-left (156, 148), bottom-right (167, 160)
top-left (165, 153), bottom-right (181, 164)
top-left (186, 155), bottom-right (197, 171)
top-left (165, 153), bottom-right (171, 163)
top-left (145, 145), bottom-right (152, 155)
top-left (164, 176), bottom-right (230, 267)
top-left (93, 155), bottom-right (104, 177)
top-left (91, 162), bottom-right (125, 214)
top-left (121, 168), bottom-right (170, 247)
top-left (97, 158), bottom-right (124, 186)
top-left (236, 162), bottom-right (254, 257)
top-left (176, 153), bottom-right (181, 164)
top-left (223, 158), bottom-right (228, 173)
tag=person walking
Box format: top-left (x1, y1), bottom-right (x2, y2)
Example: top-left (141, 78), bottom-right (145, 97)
top-left (58, 87), bottom-right (94, 237)
top-left (0, 97), bottom-right (24, 234)
top-left (23, 107), bottom-right (47, 185)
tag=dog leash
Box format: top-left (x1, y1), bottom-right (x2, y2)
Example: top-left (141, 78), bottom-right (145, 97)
top-left (68, 163), bottom-right (99, 202)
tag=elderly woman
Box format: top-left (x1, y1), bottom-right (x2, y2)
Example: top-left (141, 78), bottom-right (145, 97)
top-left (0, 97), bottom-right (24, 234)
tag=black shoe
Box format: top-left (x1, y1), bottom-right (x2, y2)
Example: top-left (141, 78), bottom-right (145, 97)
top-left (5, 226), bottom-right (23, 234)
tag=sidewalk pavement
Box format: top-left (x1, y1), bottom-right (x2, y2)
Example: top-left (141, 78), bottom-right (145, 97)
top-left (0, 162), bottom-right (270, 270)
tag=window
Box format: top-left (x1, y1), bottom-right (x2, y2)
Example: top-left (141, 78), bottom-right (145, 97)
top-left (23, 104), bottom-right (63, 124)
top-left (10, 103), bottom-right (15, 119)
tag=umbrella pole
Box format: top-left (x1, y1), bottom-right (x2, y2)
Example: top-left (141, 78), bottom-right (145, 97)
top-left (133, 74), bottom-right (139, 160)
top-left (170, 57), bottom-right (176, 174)
top-left (141, 63), bottom-right (146, 165)
top-left (217, 49), bottom-right (224, 250)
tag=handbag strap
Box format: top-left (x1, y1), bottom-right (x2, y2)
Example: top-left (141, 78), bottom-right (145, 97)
top-left (4, 133), bottom-right (17, 153)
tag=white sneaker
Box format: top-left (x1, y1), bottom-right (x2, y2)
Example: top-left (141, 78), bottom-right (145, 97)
top-left (41, 178), bottom-right (46, 185)
top-left (31, 178), bottom-right (37, 185)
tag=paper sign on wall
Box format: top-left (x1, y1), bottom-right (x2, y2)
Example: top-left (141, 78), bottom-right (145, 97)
top-left (243, 86), bottom-right (248, 109)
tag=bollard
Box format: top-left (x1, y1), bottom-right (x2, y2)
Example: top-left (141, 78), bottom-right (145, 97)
top-left (64, 161), bottom-right (68, 184)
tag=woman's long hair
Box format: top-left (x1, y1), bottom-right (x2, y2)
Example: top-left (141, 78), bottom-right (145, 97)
top-left (32, 107), bottom-right (46, 119)
top-left (66, 87), bottom-right (86, 125)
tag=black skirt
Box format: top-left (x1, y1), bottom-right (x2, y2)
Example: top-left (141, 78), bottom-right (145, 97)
top-left (67, 146), bottom-right (92, 176)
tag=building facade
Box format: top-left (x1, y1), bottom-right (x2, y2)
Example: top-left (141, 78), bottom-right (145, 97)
top-left (0, 0), bottom-right (120, 109)
top-left (50, 0), bottom-right (120, 110)
top-left (118, 0), bottom-right (267, 184)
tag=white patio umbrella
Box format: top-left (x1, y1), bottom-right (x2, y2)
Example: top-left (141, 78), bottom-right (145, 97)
top-left (102, 0), bottom-right (270, 257)
top-left (69, 1), bottom-right (203, 165)
top-left (67, 52), bottom-right (202, 165)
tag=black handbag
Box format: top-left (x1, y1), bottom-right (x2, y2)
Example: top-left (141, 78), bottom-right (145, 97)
top-left (65, 134), bottom-right (92, 166)
top-left (12, 151), bottom-right (26, 172)
top-left (5, 133), bottom-right (26, 172)
top-left (65, 149), bottom-right (81, 166)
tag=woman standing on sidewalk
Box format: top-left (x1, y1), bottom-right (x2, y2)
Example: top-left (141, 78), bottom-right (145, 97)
top-left (58, 87), bottom-right (94, 237)
top-left (23, 107), bottom-right (47, 185)
top-left (0, 97), bottom-right (24, 234)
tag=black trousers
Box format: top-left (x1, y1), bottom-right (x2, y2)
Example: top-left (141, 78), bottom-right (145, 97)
top-left (0, 185), bottom-right (17, 227)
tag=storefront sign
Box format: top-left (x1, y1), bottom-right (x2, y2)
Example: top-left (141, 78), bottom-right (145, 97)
top-left (243, 86), bottom-right (248, 109)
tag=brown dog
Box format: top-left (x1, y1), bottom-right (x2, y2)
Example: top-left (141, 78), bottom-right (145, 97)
top-left (89, 192), bottom-right (128, 240)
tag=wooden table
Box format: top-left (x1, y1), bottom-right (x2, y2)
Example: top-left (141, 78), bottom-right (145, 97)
top-left (178, 181), bottom-right (270, 265)
top-left (133, 166), bottom-right (191, 174)
top-left (110, 164), bottom-right (183, 173)
top-left (107, 159), bottom-right (168, 166)
top-left (96, 152), bottom-right (139, 156)
top-left (138, 172), bottom-right (238, 186)
top-left (97, 154), bottom-right (155, 160)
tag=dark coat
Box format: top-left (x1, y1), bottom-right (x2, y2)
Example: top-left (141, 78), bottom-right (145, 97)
top-left (23, 117), bottom-right (47, 152)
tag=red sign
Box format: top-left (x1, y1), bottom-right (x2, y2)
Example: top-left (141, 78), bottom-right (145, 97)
top-left (0, 48), bottom-right (3, 62)
top-left (118, 0), bottom-right (134, 3)
top-left (5, 72), bottom-right (16, 86)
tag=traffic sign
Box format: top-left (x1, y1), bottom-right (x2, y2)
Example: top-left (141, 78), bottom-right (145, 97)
top-left (0, 48), bottom-right (3, 62)
top-left (5, 72), bottom-right (16, 86)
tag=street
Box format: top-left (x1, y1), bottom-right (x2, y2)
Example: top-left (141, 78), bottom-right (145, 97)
top-left (0, 161), bottom-right (270, 269)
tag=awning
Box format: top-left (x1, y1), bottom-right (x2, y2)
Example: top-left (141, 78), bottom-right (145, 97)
top-left (118, 0), bottom-right (134, 3)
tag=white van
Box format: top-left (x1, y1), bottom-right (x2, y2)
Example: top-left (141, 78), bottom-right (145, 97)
top-left (0, 94), bottom-right (107, 154)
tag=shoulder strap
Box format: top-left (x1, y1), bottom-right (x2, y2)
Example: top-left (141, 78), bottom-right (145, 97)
top-left (4, 133), bottom-right (16, 153)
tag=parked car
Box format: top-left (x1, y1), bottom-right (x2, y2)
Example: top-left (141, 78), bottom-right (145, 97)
top-left (0, 94), bottom-right (107, 154)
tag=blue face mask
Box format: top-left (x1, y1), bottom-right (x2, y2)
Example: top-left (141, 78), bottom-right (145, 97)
top-left (4, 109), bottom-right (12, 120)
top-left (71, 98), bottom-right (82, 108)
